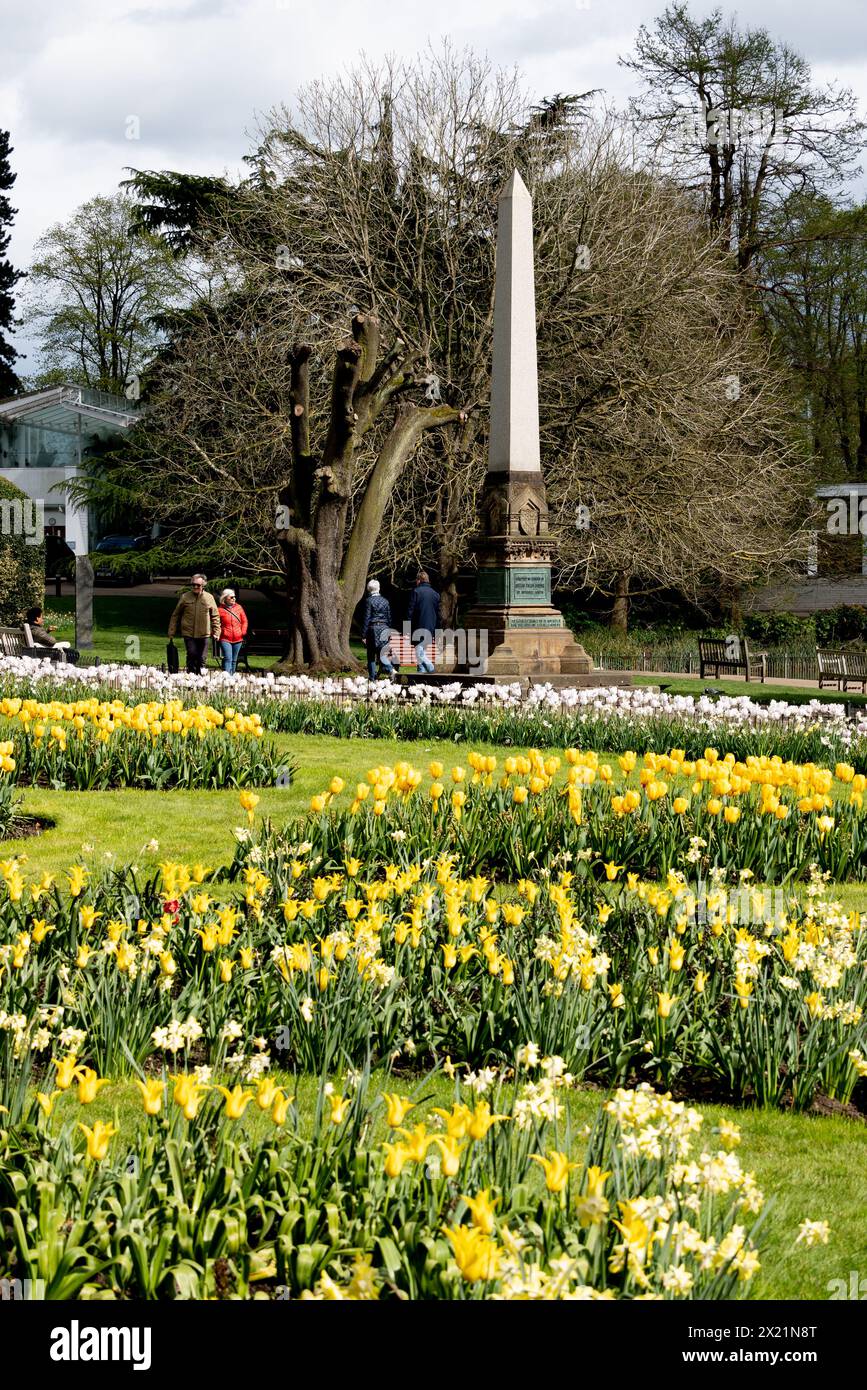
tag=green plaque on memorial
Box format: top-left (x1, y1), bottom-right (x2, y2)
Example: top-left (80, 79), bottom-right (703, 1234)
top-left (508, 567), bottom-right (551, 605)
top-left (477, 569), bottom-right (508, 604)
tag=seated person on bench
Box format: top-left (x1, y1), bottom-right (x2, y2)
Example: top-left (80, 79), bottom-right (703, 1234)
top-left (25, 607), bottom-right (80, 665)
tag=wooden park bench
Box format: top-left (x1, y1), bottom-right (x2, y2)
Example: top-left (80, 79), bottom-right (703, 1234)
top-left (817, 648), bottom-right (867, 693)
top-left (212, 628), bottom-right (291, 671)
top-left (0, 625), bottom-right (68, 663)
top-left (384, 635), bottom-right (440, 668)
top-left (698, 636), bottom-right (767, 683)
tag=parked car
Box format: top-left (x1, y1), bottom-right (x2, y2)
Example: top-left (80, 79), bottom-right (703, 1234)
top-left (93, 534), bottom-right (153, 584)
top-left (94, 534), bottom-right (151, 555)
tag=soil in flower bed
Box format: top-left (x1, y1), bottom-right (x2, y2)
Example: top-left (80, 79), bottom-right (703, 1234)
top-left (1, 814), bottom-right (49, 841)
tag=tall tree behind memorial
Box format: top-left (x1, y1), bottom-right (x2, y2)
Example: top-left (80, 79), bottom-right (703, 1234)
top-left (620, 3), bottom-right (864, 272)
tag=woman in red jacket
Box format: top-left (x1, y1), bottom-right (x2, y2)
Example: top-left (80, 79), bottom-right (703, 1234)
top-left (217, 589), bottom-right (248, 674)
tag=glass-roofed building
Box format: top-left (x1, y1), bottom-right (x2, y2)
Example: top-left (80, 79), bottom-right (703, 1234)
top-left (0, 384), bottom-right (139, 555)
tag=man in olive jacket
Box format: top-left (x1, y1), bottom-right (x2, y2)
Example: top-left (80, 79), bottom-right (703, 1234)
top-left (167, 574), bottom-right (221, 674)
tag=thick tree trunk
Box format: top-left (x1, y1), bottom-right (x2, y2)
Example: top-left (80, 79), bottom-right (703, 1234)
top-left (438, 552), bottom-right (461, 628)
top-left (610, 571), bottom-right (630, 634)
top-left (273, 314), bottom-right (464, 671)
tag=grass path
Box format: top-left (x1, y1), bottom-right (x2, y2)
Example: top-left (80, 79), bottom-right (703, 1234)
top-left (2, 733), bottom-right (529, 876)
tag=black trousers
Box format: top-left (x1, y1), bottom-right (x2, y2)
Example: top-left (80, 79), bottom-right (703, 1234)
top-left (183, 637), bottom-right (208, 674)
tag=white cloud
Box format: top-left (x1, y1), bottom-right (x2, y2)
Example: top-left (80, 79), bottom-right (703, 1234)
top-left (1, 0), bottom-right (866, 366)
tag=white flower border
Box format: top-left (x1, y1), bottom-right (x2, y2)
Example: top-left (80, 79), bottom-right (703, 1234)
top-left (0, 654), bottom-right (862, 741)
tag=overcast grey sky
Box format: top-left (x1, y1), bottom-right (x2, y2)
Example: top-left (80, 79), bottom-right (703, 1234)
top-left (2, 0), bottom-right (866, 369)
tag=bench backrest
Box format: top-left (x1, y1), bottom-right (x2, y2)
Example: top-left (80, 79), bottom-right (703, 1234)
top-left (0, 626), bottom-right (25, 657)
top-left (817, 650), bottom-right (848, 676)
top-left (247, 628), bottom-right (289, 650)
top-left (699, 637), bottom-right (743, 663)
top-left (385, 635), bottom-right (440, 665)
top-left (844, 651), bottom-right (867, 676)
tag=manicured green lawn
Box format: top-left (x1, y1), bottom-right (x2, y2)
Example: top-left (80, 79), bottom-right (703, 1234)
top-left (45, 1070), bottom-right (867, 1302)
top-left (2, 733), bottom-right (534, 876)
top-left (46, 595), bottom-right (288, 670)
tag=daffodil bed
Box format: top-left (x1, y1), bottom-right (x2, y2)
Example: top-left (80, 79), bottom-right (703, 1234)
top-left (0, 696), bottom-right (294, 792)
top-left (3, 1059), bottom-right (802, 1301)
top-left (1, 743), bottom-right (864, 1301)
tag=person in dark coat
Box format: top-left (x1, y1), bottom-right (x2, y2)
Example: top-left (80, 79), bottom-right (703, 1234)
top-left (407, 570), bottom-right (440, 673)
top-left (360, 579), bottom-right (395, 680)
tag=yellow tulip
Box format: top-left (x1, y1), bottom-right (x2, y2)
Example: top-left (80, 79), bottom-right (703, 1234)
top-left (271, 1091), bottom-right (293, 1125)
top-left (54, 1053), bottom-right (79, 1090)
top-left (433, 1135), bottom-right (466, 1177)
top-left (76, 1067), bottom-right (110, 1105)
top-left (657, 990), bottom-right (678, 1019)
top-left (171, 1073), bottom-right (208, 1120)
top-left (136, 1079), bottom-right (164, 1116)
top-left (78, 1119), bottom-right (117, 1161)
top-left (382, 1141), bottom-right (410, 1178)
top-left (214, 1084), bottom-right (255, 1119)
top-left (461, 1188), bottom-right (498, 1235)
top-left (36, 1090), bottom-right (60, 1118)
top-left (382, 1092), bottom-right (416, 1128)
top-left (530, 1150), bottom-right (576, 1193)
top-left (328, 1094), bottom-right (351, 1125)
top-left (443, 1224), bottom-right (501, 1282)
top-left (467, 1102), bottom-right (507, 1142)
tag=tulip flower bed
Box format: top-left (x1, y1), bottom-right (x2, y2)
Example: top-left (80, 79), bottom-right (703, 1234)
top-left (293, 747), bottom-right (867, 882)
top-left (0, 736), bottom-right (862, 1302)
top-left (1, 1058), bottom-right (781, 1300)
top-left (0, 696), bottom-right (293, 792)
top-left (3, 656), bottom-right (867, 765)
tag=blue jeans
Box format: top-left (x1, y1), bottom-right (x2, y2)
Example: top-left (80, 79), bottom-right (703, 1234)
top-left (366, 634), bottom-right (395, 680)
top-left (220, 639), bottom-right (242, 674)
top-left (416, 641), bottom-right (435, 673)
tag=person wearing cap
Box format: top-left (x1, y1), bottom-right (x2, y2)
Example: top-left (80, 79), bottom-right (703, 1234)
top-left (360, 578), bottom-right (395, 680)
top-left (217, 588), bottom-right (249, 675)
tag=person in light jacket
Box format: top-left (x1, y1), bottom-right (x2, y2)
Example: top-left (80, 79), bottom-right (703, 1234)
top-left (217, 589), bottom-right (248, 675)
top-left (167, 574), bottom-right (220, 675)
top-left (360, 579), bottom-right (395, 680)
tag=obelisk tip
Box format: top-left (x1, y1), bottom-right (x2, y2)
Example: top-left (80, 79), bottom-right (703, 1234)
top-left (499, 169), bottom-right (530, 201)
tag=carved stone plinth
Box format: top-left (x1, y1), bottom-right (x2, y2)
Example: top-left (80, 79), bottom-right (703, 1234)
top-left (450, 471), bottom-right (595, 678)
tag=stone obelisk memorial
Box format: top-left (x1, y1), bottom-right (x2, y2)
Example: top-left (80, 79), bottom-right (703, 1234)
top-left (458, 169), bottom-right (605, 682)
